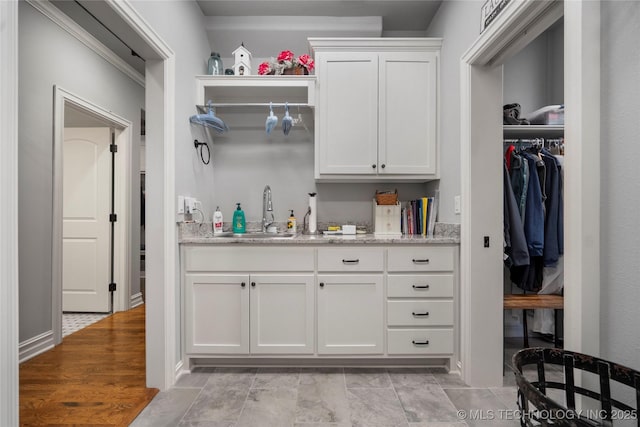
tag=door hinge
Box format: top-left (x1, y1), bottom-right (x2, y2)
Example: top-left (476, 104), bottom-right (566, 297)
top-left (109, 213), bottom-right (117, 222)
top-left (109, 282), bottom-right (117, 292)
top-left (110, 143), bottom-right (118, 153)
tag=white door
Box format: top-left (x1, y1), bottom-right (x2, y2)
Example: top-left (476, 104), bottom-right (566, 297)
top-left (185, 273), bottom-right (250, 354)
top-left (378, 51), bottom-right (438, 175)
top-left (250, 274), bottom-right (314, 354)
top-left (316, 51), bottom-right (379, 175)
top-left (62, 127), bottom-right (111, 312)
top-left (317, 274), bottom-right (384, 354)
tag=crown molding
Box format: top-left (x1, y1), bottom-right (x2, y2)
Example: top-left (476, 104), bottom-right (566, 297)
top-left (25, 0), bottom-right (145, 87)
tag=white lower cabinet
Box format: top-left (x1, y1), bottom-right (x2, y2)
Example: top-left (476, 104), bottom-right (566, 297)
top-left (386, 246), bottom-right (456, 358)
top-left (317, 274), bottom-right (384, 354)
top-left (185, 273), bottom-right (249, 354)
top-left (185, 273), bottom-right (314, 355)
top-left (183, 244), bottom-right (457, 364)
top-left (249, 274), bottom-right (314, 354)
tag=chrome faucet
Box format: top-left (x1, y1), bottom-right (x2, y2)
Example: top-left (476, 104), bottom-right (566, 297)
top-left (262, 185), bottom-right (275, 232)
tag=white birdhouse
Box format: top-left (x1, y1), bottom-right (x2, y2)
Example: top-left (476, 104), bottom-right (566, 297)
top-left (232, 43), bottom-right (252, 76)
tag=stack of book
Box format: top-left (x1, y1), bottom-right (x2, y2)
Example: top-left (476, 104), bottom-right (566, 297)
top-left (401, 194), bottom-right (438, 237)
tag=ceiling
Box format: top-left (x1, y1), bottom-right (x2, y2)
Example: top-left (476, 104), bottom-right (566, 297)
top-left (196, 1), bottom-right (443, 32)
top-left (50, 0), bottom-right (443, 76)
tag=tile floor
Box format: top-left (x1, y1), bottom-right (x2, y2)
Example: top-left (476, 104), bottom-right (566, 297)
top-left (132, 337), bottom-right (562, 427)
top-left (62, 312), bottom-right (110, 337)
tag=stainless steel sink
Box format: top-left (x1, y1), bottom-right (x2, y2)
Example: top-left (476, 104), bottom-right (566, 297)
top-left (213, 232), bottom-right (296, 239)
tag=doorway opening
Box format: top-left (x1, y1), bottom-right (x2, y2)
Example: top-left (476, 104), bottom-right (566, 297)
top-left (53, 86), bottom-right (133, 345)
top-left (460, 1), bottom-right (601, 387)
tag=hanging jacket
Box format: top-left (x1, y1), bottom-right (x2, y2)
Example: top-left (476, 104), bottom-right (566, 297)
top-left (503, 161), bottom-right (529, 267)
top-left (509, 151), bottom-right (529, 221)
top-left (541, 149), bottom-right (562, 266)
top-left (523, 153), bottom-right (545, 257)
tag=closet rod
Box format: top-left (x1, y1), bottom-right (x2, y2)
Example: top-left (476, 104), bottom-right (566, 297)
top-left (503, 138), bottom-right (564, 144)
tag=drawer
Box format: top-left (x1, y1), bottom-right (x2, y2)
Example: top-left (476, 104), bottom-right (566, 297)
top-left (387, 246), bottom-right (454, 272)
top-left (387, 329), bottom-right (453, 355)
top-left (387, 301), bottom-right (453, 326)
top-left (318, 247), bottom-right (384, 272)
top-left (184, 246), bottom-right (314, 272)
top-left (387, 274), bottom-right (454, 298)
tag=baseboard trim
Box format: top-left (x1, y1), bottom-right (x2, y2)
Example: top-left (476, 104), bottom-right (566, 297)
top-left (130, 292), bottom-right (144, 308)
top-left (19, 330), bottom-right (54, 363)
top-left (174, 360), bottom-right (185, 384)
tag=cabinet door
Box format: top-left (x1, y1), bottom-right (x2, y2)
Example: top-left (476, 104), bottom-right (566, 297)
top-left (378, 51), bottom-right (438, 175)
top-left (250, 274), bottom-right (314, 354)
top-left (317, 274), bottom-right (383, 354)
top-left (185, 273), bottom-right (249, 354)
top-left (316, 52), bottom-right (378, 175)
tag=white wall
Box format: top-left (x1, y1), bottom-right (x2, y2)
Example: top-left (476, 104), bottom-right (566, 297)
top-left (503, 21), bottom-right (564, 116)
top-left (425, 1), bottom-right (483, 224)
top-left (130, 1), bottom-right (215, 216)
top-left (209, 111), bottom-right (430, 227)
top-left (129, 0), bottom-right (212, 365)
top-left (600, 1), bottom-right (640, 371)
top-left (18, 1), bottom-right (144, 342)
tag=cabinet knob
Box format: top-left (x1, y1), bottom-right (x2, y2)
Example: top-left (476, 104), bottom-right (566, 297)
top-left (372, 164), bottom-right (376, 169)
top-left (381, 164), bottom-right (386, 169)
top-left (319, 282), bottom-right (325, 288)
top-left (241, 282), bottom-right (246, 287)
top-left (251, 282), bottom-right (256, 287)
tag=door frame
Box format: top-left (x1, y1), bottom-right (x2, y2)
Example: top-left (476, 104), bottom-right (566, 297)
top-left (52, 86), bottom-right (132, 344)
top-left (460, 0), bottom-right (601, 386)
top-left (0, 0), bottom-right (20, 425)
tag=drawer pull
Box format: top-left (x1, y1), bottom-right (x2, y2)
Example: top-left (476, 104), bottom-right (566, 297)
top-left (241, 282), bottom-right (246, 287)
top-left (342, 259), bottom-right (360, 264)
top-left (412, 258), bottom-right (430, 264)
top-left (412, 340), bottom-right (430, 346)
top-left (412, 284), bottom-right (430, 289)
top-left (412, 311), bottom-right (430, 317)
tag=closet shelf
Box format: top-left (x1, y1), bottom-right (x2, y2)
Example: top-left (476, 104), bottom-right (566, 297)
top-left (503, 125), bottom-right (564, 138)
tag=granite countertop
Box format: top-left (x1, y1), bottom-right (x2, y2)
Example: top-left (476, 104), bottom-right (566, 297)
top-left (179, 222), bottom-right (460, 245)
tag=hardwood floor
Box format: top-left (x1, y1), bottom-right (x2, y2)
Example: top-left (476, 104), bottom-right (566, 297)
top-left (20, 305), bottom-right (158, 426)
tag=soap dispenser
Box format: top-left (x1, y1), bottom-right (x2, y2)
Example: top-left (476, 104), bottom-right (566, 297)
top-left (287, 210), bottom-right (297, 233)
top-left (213, 206), bottom-right (224, 234)
top-left (232, 203), bottom-right (246, 234)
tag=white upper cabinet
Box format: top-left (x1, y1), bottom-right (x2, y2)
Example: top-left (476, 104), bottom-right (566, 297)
top-left (310, 38), bottom-right (441, 181)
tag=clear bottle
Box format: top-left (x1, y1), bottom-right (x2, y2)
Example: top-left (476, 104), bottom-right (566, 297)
top-left (207, 52), bottom-right (223, 75)
top-left (232, 203), bottom-right (246, 234)
top-left (287, 210), bottom-right (297, 233)
top-left (213, 206), bottom-right (224, 234)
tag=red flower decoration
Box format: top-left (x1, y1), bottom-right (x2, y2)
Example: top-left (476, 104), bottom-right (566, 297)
top-left (277, 50), bottom-right (294, 62)
top-left (258, 61), bottom-right (272, 75)
top-left (296, 54), bottom-right (315, 72)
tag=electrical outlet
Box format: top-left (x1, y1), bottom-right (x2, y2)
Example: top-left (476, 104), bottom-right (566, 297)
top-left (185, 197), bottom-right (196, 214)
top-left (454, 195), bottom-right (461, 214)
top-left (177, 196), bottom-right (185, 214)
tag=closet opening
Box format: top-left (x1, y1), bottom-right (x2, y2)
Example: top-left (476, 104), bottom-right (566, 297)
top-left (502, 17), bottom-right (565, 379)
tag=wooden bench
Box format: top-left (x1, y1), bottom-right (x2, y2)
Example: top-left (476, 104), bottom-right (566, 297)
top-left (504, 294), bottom-right (564, 348)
